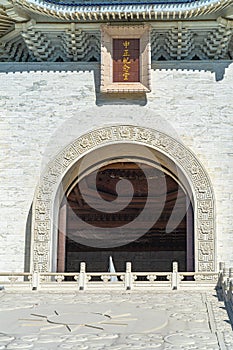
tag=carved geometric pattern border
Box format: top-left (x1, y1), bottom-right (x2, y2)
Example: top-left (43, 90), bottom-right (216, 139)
top-left (32, 125), bottom-right (215, 274)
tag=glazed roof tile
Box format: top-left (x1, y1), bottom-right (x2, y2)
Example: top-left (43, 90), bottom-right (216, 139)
top-left (43, 0), bottom-right (201, 4)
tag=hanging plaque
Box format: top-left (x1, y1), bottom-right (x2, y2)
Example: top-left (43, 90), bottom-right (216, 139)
top-left (113, 39), bottom-right (140, 83)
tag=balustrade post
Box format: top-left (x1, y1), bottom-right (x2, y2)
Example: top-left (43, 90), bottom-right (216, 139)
top-left (32, 271), bottom-right (40, 291)
top-left (219, 262), bottom-right (225, 272)
top-left (218, 262), bottom-right (225, 289)
top-left (228, 268), bottom-right (233, 302)
top-left (222, 268), bottom-right (229, 299)
top-left (79, 262), bottom-right (86, 291)
top-left (227, 278), bottom-right (233, 303)
top-left (229, 280), bottom-right (233, 304)
top-left (229, 268), bottom-right (233, 281)
top-left (223, 267), bottom-right (229, 283)
top-left (172, 261), bottom-right (179, 290)
top-left (125, 262), bottom-right (132, 291)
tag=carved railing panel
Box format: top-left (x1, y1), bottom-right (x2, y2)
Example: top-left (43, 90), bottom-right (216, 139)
top-left (0, 269), bottom-right (220, 291)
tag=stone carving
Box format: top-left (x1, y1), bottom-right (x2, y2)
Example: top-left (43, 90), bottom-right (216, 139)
top-left (73, 274), bottom-right (79, 282)
top-left (8, 276), bottom-right (18, 284)
top-left (198, 262), bottom-right (214, 272)
top-left (35, 221), bottom-right (49, 239)
top-left (199, 222), bottom-right (213, 240)
top-left (32, 125), bottom-right (215, 275)
top-left (200, 242), bottom-right (213, 257)
top-left (86, 275), bottom-right (92, 282)
top-left (63, 148), bottom-right (77, 161)
top-left (55, 275), bottom-right (64, 283)
top-left (147, 274), bottom-right (157, 282)
top-left (137, 129), bottom-right (153, 142)
top-left (34, 243), bottom-right (45, 256)
top-left (35, 202), bottom-right (50, 221)
top-left (194, 273), bottom-right (218, 282)
top-left (117, 126), bottom-right (134, 140)
top-left (93, 128), bottom-right (112, 144)
top-left (197, 181), bottom-right (208, 195)
top-left (174, 145), bottom-right (187, 160)
top-left (101, 275), bottom-right (111, 283)
top-left (34, 242), bottom-right (49, 272)
top-left (47, 161), bottom-right (64, 180)
top-left (73, 134), bottom-right (94, 152)
top-left (199, 200), bottom-right (212, 212)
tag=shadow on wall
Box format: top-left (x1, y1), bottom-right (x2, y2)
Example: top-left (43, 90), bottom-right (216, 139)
top-left (24, 204), bottom-right (32, 273)
top-left (151, 60), bottom-right (232, 82)
top-left (0, 60), bottom-right (232, 107)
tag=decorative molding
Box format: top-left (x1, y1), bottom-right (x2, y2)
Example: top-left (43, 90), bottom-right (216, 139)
top-left (2, 21), bottom-right (101, 62)
top-left (202, 26), bottom-right (233, 59)
top-left (32, 125), bottom-right (215, 276)
top-left (21, 27), bottom-right (56, 62)
top-left (164, 23), bottom-right (195, 60)
top-left (61, 25), bottom-right (100, 62)
top-left (0, 33), bottom-right (31, 61)
top-left (151, 22), bottom-right (233, 60)
top-left (1, 19), bottom-right (232, 61)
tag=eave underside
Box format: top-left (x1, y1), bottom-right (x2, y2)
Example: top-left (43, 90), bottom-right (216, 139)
top-left (8, 0), bottom-right (233, 21)
top-left (0, 19), bottom-right (232, 62)
top-left (0, 7), bottom-right (15, 37)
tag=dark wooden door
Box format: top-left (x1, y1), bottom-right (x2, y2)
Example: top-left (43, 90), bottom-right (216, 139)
top-left (60, 161), bottom-right (193, 273)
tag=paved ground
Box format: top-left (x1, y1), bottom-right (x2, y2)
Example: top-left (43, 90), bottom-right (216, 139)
top-left (0, 290), bottom-right (232, 349)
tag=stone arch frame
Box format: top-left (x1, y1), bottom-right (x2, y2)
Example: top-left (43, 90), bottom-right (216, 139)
top-left (32, 125), bottom-right (215, 274)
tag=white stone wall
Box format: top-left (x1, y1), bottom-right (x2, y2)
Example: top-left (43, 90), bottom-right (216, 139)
top-left (148, 63), bottom-right (233, 268)
top-left (0, 61), bottom-right (232, 271)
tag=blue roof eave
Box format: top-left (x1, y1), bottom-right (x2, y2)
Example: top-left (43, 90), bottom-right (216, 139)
top-left (22, 0), bottom-right (224, 6)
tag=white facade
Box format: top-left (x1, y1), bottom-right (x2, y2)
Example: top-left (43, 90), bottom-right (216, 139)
top-left (0, 60), bottom-right (232, 272)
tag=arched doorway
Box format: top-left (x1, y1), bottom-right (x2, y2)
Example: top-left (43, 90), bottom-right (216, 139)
top-left (57, 159), bottom-right (194, 273)
top-left (31, 125), bottom-right (215, 276)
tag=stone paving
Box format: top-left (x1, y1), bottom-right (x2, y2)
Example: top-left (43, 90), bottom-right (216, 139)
top-left (0, 290), bottom-right (232, 349)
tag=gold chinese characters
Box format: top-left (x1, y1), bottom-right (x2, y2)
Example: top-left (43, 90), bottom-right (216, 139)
top-left (122, 40), bottom-right (131, 81)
